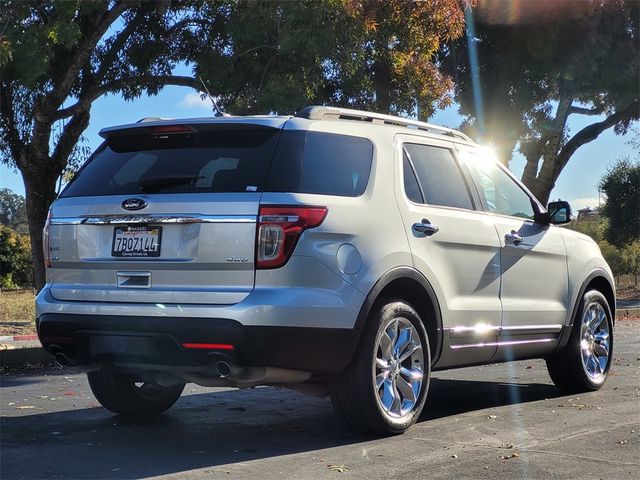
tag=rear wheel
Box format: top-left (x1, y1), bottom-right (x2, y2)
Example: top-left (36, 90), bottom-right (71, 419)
top-left (331, 299), bottom-right (430, 435)
top-left (87, 368), bottom-right (185, 416)
top-left (546, 290), bottom-right (613, 392)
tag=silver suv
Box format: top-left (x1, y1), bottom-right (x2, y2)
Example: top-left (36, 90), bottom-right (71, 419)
top-left (36, 106), bottom-right (615, 434)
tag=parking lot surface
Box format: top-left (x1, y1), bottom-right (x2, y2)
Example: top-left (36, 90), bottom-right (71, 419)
top-left (2, 319), bottom-right (639, 479)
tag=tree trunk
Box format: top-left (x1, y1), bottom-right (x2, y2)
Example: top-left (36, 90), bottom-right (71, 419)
top-left (373, 58), bottom-right (391, 113)
top-left (22, 157), bottom-right (59, 291)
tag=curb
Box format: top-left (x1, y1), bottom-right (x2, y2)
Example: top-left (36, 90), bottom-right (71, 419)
top-left (0, 339), bottom-right (54, 369)
top-left (0, 334), bottom-right (38, 343)
top-left (618, 307), bottom-right (640, 317)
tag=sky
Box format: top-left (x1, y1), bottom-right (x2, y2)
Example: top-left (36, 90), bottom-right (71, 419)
top-left (1, 86), bottom-right (636, 210)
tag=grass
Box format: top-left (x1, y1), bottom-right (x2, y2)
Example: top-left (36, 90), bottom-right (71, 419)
top-left (0, 290), bottom-right (36, 336)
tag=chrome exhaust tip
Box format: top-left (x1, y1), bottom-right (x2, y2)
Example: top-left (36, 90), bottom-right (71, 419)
top-left (215, 360), bottom-right (232, 378)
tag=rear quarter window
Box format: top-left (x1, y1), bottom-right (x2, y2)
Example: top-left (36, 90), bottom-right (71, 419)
top-left (266, 131), bottom-right (373, 197)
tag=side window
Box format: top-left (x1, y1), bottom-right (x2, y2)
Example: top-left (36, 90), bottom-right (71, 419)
top-left (266, 131), bottom-right (373, 197)
top-left (403, 143), bottom-right (473, 210)
top-left (403, 152), bottom-right (424, 203)
top-left (464, 154), bottom-right (536, 220)
top-left (299, 132), bottom-right (373, 196)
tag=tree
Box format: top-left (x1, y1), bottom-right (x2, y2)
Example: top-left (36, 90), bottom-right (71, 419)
top-left (622, 241), bottom-right (640, 287)
top-left (0, 1), bottom-right (207, 290)
top-left (1, 1), bottom-right (468, 290)
top-left (0, 188), bottom-right (28, 233)
top-left (199, 0), bottom-right (466, 119)
top-left (445, 0), bottom-right (639, 203)
top-left (0, 225), bottom-right (33, 288)
top-left (599, 157), bottom-right (640, 248)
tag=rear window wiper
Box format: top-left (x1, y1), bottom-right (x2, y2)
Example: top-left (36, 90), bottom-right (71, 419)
top-left (139, 175), bottom-right (204, 193)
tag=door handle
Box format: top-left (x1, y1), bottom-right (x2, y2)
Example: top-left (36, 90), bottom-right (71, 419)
top-left (412, 219), bottom-right (439, 236)
top-left (505, 230), bottom-right (524, 245)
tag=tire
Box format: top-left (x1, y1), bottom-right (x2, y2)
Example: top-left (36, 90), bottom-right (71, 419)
top-left (331, 299), bottom-right (431, 435)
top-left (87, 368), bottom-right (185, 417)
top-left (546, 290), bottom-right (613, 392)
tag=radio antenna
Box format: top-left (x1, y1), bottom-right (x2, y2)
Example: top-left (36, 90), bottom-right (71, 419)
top-left (199, 76), bottom-right (229, 117)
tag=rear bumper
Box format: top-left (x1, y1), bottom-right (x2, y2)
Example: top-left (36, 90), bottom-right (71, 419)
top-left (37, 313), bottom-right (360, 374)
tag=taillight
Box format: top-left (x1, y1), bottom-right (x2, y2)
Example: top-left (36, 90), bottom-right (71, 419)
top-left (256, 206), bottom-right (327, 269)
top-left (43, 210), bottom-right (51, 269)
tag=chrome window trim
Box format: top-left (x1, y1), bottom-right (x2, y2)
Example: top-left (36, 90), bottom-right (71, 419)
top-left (50, 214), bottom-right (256, 225)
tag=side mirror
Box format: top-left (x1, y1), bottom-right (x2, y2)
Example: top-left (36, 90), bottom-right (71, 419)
top-left (546, 200), bottom-right (572, 225)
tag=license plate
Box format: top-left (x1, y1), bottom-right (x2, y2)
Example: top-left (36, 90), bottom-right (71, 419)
top-left (111, 226), bottom-right (162, 257)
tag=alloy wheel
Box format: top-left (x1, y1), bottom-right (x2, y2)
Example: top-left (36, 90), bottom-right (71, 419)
top-left (373, 317), bottom-right (424, 418)
top-left (580, 301), bottom-right (610, 381)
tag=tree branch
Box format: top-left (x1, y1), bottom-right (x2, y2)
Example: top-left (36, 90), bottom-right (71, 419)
top-left (50, 108), bottom-right (91, 173)
top-left (53, 75), bottom-right (201, 120)
top-left (556, 101), bottom-right (639, 174)
top-left (39, 1), bottom-right (132, 117)
top-left (568, 105), bottom-right (604, 116)
top-left (95, 10), bottom-right (144, 81)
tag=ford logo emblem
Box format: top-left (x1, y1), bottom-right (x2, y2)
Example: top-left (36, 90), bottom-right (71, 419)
top-left (121, 198), bottom-right (148, 211)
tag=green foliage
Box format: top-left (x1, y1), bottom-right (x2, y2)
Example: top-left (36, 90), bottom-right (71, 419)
top-left (198, 0), bottom-right (465, 118)
top-left (0, 225), bottom-right (33, 288)
top-left (622, 241), bottom-right (640, 281)
top-left (444, 0), bottom-right (639, 202)
top-left (0, 188), bottom-right (28, 233)
top-left (567, 217), bottom-right (639, 279)
top-left (599, 157), bottom-right (640, 248)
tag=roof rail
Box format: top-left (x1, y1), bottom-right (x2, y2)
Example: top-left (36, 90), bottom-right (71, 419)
top-left (296, 106), bottom-right (473, 143)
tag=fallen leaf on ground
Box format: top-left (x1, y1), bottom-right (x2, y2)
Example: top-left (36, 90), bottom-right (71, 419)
top-left (486, 415), bottom-right (497, 420)
top-left (500, 453), bottom-right (520, 460)
top-left (328, 464), bottom-right (349, 472)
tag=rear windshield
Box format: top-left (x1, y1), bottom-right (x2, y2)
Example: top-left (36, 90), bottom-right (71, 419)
top-left (61, 126), bottom-right (374, 198)
top-left (61, 127), bottom-right (280, 197)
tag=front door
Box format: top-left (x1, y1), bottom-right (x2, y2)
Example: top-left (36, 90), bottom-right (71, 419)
top-left (458, 147), bottom-right (569, 361)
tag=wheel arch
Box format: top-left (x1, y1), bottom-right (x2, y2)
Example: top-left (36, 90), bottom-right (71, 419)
top-left (354, 266), bottom-right (443, 364)
top-left (556, 269), bottom-right (616, 351)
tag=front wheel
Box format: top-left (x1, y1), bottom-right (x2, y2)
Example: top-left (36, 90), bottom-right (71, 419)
top-left (331, 299), bottom-right (430, 435)
top-left (87, 368), bottom-right (185, 417)
top-left (546, 290), bottom-right (613, 392)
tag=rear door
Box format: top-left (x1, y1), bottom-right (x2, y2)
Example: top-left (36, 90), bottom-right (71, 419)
top-left (47, 122), bottom-right (283, 305)
top-left (394, 136), bottom-right (503, 368)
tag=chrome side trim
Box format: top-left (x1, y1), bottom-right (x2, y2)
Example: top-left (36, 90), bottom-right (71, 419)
top-left (448, 324), bottom-right (563, 338)
top-left (450, 338), bottom-right (555, 349)
top-left (50, 214), bottom-right (256, 225)
top-left (501, 324), bottom-right (563, 331)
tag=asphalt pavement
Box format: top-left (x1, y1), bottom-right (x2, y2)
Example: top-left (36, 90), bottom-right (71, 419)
top-left (1, 319), bottom-right (639, 480)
